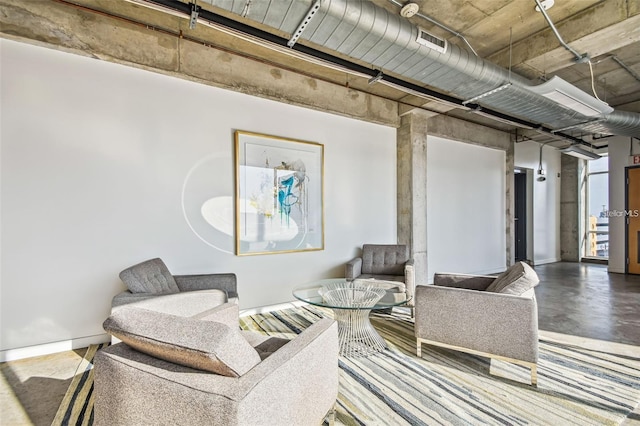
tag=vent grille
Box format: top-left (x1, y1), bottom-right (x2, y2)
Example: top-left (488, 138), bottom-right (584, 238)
top-left (416, 28), bottom-right (447, 53)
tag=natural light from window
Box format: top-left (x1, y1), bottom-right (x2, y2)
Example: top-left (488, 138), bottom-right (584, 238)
top-left (586, 156), bottom-right (609, 259)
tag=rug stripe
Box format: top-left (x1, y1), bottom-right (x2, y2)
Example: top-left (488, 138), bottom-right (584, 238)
top-left (242, 306), bottom-right (640, 425)
top-left (55, 308), bottom-right (639, 426)
top-left (51, 342), bottom-right (108, 426)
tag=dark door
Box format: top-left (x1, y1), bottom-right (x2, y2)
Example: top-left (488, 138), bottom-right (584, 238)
top-left (626, 166), bottom-right (640, 274)
top-left (514, 172), bottom-right (527, 262)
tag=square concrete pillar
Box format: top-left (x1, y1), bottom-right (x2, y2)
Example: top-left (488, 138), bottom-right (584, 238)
top-left (397, 111), bottom-right (429, 285)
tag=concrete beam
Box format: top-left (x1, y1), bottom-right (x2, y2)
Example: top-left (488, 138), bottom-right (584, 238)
top-left (489, 0), bottom-right (640, 79)
top-left (0, 0), bottom-right (399, 127)
top-left (426, 115), bottom-right (511, 152)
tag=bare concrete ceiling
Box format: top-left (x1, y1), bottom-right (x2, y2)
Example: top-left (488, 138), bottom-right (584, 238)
top-left (396, 0), bottom-right (640, 114)
top-left (190, 0), bottom-right (640, 144)
top-left (369, 0), bottom-right (640, 145)
top-left (2, 0), bottom-right (638, 146)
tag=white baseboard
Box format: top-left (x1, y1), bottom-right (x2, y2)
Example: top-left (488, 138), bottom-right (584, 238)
top-left (0, 333), bottom-right (110, 362)
top-left (1, 302), bottom-right (309, 362)
top-left (532, 258), bottom-right (560, 266)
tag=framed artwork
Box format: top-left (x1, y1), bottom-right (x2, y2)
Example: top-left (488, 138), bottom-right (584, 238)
top-left (234, 130), bottom-right (324, 256)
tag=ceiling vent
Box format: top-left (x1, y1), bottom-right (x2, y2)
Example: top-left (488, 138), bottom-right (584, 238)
top-left (415, 28), bottom-right (447, 53)
top-left (527, 76), bottom-right (614, 117)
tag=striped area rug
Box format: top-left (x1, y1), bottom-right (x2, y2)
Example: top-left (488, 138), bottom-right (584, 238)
top-left (55, 308), bottom-right (639, 425)
top-left (240, 306), bottom-right (640, 426)
top-left (52, 343), bottom-right (108, 426)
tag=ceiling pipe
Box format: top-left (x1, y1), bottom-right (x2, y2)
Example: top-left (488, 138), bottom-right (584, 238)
top-left (533, 0), bottom-right (589, 63)
top-left (611, 56), bottom-right (640, 83)
top-left (386, 0), bottom-right (479, 56)
top-left (126, 0), bottom-right (620, 146)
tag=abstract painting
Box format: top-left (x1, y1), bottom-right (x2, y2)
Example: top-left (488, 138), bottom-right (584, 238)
top-left (234, 131), bottom-right (324, 255)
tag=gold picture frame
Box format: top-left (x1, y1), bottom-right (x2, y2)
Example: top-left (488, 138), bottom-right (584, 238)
top-left (234, 130), bottom-right (324, 256)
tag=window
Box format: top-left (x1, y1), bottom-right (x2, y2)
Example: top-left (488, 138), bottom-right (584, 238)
top-left (585, 156), bottom-right (609, 258)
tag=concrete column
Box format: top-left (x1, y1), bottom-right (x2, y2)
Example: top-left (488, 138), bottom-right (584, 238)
top-left (397, 111), bottom-right (429, 285)
top-left (560, 155), bottom-right (581, 261)
top-left (505, 142), bottom-right (515, 267)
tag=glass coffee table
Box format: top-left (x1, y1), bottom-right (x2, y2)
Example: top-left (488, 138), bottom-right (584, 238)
top-left (293, 278), bottom-right (410, 357)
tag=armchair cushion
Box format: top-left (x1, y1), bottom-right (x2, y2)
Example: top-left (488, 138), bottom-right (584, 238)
top-left (119, 258), bottom-right (180, 294)
top-left (241, 332), bottom-right (290, 360)
top-left (362, 244), bottom-right (409, 275)
top-left (486, 262), bottom-right (539, 295)
top-left (103, 307), bottom-right (261, 377)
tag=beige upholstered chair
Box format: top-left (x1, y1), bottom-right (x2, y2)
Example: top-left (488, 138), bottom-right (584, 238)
top-left (345, 244), bottom-right (415, 315)
top-left (95, 303), bottom-right (339, 425)
top-left (112, 258), bottom-right (238, 309)
top-left (414, 262), bottom-right (539, 385)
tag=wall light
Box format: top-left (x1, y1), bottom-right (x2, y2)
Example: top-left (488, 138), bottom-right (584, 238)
top-left (559, 145), bottom-right (601, 160)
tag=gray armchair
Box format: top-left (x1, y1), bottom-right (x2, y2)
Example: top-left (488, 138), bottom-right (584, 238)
top-left (95, 303), bottom-right (339, 425)
top-left (112, 258), bottom-right (238, 309)
top-left (414, 262), bottom-right (539, 385)
top-left (345, 244), bottom-right (415, 315)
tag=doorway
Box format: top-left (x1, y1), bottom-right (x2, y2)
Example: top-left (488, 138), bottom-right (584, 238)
top-left (514, 171), bottom-right (527, 262)
top-left (626, 166), bottom-right (640, 274)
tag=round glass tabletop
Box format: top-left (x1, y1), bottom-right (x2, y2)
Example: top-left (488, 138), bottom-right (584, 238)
top-left (292, 278), bottom-right (410, 310)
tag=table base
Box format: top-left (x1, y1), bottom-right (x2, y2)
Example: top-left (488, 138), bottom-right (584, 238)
top-left (332, 308), bottom-right (387, 357)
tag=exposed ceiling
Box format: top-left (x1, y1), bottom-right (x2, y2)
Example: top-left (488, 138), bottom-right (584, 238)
top-left (64, 0), bottom-right (640, 150)
top-left (143, 0), bottom-right (640, 150)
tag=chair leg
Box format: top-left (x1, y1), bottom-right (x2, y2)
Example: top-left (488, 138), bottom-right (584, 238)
top-left (416, 339), bottom-right (422, 357)
top-left (531, 364), bottom-right (538, 386)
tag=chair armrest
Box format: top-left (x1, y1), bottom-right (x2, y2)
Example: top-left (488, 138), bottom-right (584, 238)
top-left (191, 302), bottom-right (239, 328)
top-left (174, 273), bottom-right (238, 298)
top-left (94, 319), bottom-right (338, 425)
top-left (415, 285), bottom-right (538, 363)
top-left (345, 257), bottom-right (363, 280)
top-left (433, 273), bottom-right (496, 290)
top-left (236, 318), bottom-right (339, 424)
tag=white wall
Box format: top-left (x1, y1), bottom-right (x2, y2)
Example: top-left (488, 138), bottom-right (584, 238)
top-left (426, 136), bottom-right (506, 281)
top-left (514, 141), bottom-right (562, 265)
top-left (608, 136), bottom-right (640, 273)
top-left (0, 39), bottom-right (397, 356)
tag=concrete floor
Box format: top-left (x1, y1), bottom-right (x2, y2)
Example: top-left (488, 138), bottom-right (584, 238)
top-left (1, 262), bottom-right (639, 425)
top-left (535, 262), bottom-right (640, 346)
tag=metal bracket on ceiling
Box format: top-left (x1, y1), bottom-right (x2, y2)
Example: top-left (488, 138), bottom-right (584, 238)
top-left (551, 119), bottom-right (605, 134)
top-left (189, 2), bottom-right (200, 29)
top-left (461, 83), bottom-right (512, 106)
top-left (287, 0), bottom-right (321, 48)
top-left (368, 70), bottom-right (384, 85)
top-left (514, 129), bottom-right (533, 143)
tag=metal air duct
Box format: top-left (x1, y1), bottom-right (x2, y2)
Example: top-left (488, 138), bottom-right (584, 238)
top-left (200, 0), bottom-right (640, 137)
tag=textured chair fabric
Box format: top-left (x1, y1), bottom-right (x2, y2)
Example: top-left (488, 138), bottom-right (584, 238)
top-left (345, 244), bottom-right (415, 311)
top-left (95, 308), bottom-right (339, 426)
top-left (104, 307), bottom-right (261, 377)
top-left (415, 264), bottom-right (539, 385)
top-left (119, 258), bottom-right (180, 294)
top-left (485, 261), bottom-right (540, 294)
top-left (113, 258), bottom-right (238, 309)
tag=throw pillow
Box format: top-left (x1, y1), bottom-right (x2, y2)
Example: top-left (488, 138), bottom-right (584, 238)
top-left (104, 307), bottom-right (261, 377)
top-left (485, 261), bottom-right (539, 295)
